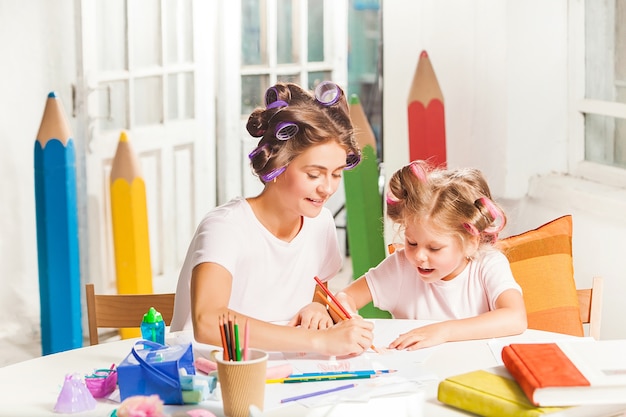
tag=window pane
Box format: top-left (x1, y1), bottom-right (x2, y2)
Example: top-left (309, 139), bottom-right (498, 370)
top-left (165, 0), bottom-right (194, 64)
top-left (307, 71), bottom-right (331, 91)
top-left (98, 81), bottom-right (128, 131)
top-left (168, 72), bottom-right (195, 120)
top-left (242, 0), bottom-right (267, 65)
top-left (130, 0), bottom-right (161, 68)
top-left (134, 77), bottom-right (163, 126)
top-left (585, 113), bottom-right (626, 168)
top-left (96, 0), bottom-right (126, 71)
top-left (308, 0), bottom-right (324, 62)
top-left (278, 74), bottom-right (300, 84)
top-left (242, 75), bottom-right (269, 116)
top-left (585, 0), bottom-right (625, 103)
top-left (277, 0), bottom-right (297, 64)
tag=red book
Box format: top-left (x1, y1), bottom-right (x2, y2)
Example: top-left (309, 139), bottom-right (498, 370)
top-left (502, 341), bottom-right (626, 407)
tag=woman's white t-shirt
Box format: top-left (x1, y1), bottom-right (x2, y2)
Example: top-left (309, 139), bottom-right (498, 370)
top-left (170, 197), bottom-right (342, 331)
top-left (365, 249), bottom-right (522, 320)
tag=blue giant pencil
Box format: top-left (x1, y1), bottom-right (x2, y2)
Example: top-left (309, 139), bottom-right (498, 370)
top-left (34, 92), bottom-right (82, 355)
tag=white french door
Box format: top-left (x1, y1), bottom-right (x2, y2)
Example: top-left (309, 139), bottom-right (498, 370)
top-left (74, 0), bottom-right (216, 294)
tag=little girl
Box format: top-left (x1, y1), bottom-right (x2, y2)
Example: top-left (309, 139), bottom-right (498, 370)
top-left (336, 160), bottom-right (527, 350)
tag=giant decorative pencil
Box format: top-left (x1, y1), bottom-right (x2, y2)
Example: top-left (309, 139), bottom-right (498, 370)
top-left (34, 92), bottom-right (82, 354)
top-left (348, 94), bottom-right (377, 155)
top-left (344, 94), bottom-right (389, 318)
top-left (110, 131), bottom-right (153, 338)
top-left (407, 50), bottom-right (446, 168)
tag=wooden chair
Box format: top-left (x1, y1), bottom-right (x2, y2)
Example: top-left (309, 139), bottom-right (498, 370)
top-left (85, 283), bottom-right (176, 345)
top-left (577, 276), bottom-right (603, 340)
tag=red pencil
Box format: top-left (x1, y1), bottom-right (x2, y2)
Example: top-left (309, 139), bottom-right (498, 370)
top-left (314, 277), bottom-right (379, 353)
top-left (313, 276), bottom-right (352, 319)
top-left (219, 315), bottom-right (230, 361)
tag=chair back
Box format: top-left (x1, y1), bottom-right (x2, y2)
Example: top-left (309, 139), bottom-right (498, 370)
top-left (85, 283), bottom-right (175, 345)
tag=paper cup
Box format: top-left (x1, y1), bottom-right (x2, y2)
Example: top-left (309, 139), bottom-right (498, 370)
top-left (212, 349), bottom-right (268, 417)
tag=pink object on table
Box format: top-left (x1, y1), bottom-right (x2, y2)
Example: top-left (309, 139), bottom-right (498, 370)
top-left (54, 373), bottom-right (96, 413)
top-left (85, 364), bottom-right (117, 398)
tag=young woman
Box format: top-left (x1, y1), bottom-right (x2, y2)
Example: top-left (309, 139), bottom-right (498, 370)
top-left (170, 81), bottom-right (374, 356)
top-left (336, 160), bottom-right (527, 350)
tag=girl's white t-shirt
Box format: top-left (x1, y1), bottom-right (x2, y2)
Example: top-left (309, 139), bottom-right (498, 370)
top-left (365, 249), bottom-right (522, 320)
top-left (170, 197), bottom-right (342, 331)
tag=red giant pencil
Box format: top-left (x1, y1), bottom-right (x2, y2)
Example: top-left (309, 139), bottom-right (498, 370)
top-left (407, 50), bottom-right (446, 168)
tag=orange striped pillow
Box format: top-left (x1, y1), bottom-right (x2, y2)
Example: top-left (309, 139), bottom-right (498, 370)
top-left (496, 215), bottom-right (583, 337)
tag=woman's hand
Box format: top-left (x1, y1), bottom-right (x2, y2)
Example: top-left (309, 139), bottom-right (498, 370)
top-left (287, 302), bottom-right (333, 329)
top-left (313, 318), bottom-right (375, 357)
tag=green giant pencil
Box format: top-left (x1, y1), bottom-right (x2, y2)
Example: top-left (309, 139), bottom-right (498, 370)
top-left (344, 94), bottom-right (390, 318)
top-left (34, 92), bottom-right (82, 354)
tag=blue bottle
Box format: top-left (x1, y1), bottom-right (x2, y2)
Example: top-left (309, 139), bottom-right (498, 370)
top-left (141, 307), bottom-right (165, 345)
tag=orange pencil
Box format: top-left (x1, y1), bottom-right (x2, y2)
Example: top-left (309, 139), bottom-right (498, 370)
top-left (219, 315), bottom-right (229, 360)
top-left (313, 276), bottom-right (352, 318)
top-left (316, 290), bottom-right (347, 321)
top-left (222, 314), bottom-right (231, 361)
top-left (313, 279), bottom-right (378, 353)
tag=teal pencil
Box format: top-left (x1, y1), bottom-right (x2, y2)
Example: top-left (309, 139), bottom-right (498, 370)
top-left (288, 370), bottom-right (396, 378)
top-left (267, 373), bottom-right (379, 384)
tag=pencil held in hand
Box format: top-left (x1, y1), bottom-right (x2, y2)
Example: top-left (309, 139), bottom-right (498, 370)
top-left (313, 277), bottom-right (378, 353)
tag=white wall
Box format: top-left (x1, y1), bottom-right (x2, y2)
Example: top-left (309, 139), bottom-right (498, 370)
top-left (1, 0), bottom-right (625, 355)
top-left (0, 0), bottom-right (76, 343)
top-left (383, 0), bottom-right (626, 339)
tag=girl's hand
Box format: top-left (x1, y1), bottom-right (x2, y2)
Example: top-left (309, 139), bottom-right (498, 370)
top-left (315, 317), bottom-right (374, 357)
top-left (388, 322), bottom-right (450, 350)
top-left (334, 291), bottom-right (358, 317)
top-left (287, 302), bottom-right (333, 329)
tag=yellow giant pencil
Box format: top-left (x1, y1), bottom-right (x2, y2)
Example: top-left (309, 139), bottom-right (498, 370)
top-left (110, 131), bottom-right (153, 338)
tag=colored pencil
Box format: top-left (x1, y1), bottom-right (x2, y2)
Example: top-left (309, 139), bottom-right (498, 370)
top-left (110, 131), bottom-right (153, 339)
top-left (316, 290), bottom-right (347, 321)
top-left (34, 91), bottom-right (82, 354)
top-left (243, 319), bottom-right (250, 361)
top-left (288, 370), bottom-right (396, 378)
top-left (313, 276), bottom-right (352, 318)
top-left (313, 278), bottom-right (379, 352)
top-left (267, 373), bottom-right (379, 384)
top-left (280, 383), bottom-right (356, 403)
top-left (222, 314), bottom-right (231, 361)
top-left (227, 313), bottom-right (235, 361)
top-left (234, 317), bottom-right (241, 361)
top-left (219, 315), bottom-right (228, 360)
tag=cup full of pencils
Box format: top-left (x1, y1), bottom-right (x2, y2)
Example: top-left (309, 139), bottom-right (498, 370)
top-left (214, 315), bottom-right (267, 417)
top-left (212, 348), bottom-right (268, 417)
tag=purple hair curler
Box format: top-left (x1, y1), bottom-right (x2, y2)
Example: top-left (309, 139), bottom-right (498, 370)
top-left (261, 166), bottom-right (287, 182)
top-left (315, 81), bottom-right (342, 106)
top-left (275, 122), bottom-right (299, 140)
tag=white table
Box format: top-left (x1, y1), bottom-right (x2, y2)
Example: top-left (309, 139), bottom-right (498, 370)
top-left (0, 320), bottom-right (589, 417)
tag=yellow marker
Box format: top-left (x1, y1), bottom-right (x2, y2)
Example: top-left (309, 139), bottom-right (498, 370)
top-left (110, 131), bottom-right (153, 338)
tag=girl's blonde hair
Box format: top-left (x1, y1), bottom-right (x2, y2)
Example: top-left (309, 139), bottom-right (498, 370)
top-left (386, 160), bottom-right (506, 250)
